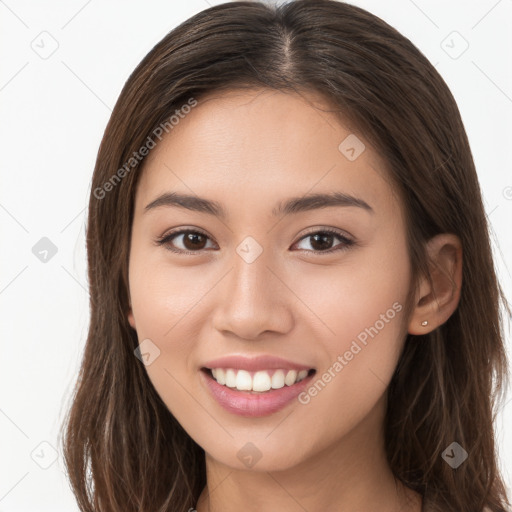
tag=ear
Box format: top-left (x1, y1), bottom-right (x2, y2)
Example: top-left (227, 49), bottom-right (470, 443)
top-left (127, 305), bottom-right (136, 330)
top-left (407, 233), bottom-right (463, 335)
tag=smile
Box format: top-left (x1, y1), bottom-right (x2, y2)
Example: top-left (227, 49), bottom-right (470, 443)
top-left (200, 360), bottom-right (316, 417)
top-left (205, 367), bottom-right (312, 392)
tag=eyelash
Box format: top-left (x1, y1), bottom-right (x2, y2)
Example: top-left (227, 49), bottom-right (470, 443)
top-left (154, 227), bottom-right (355, 256)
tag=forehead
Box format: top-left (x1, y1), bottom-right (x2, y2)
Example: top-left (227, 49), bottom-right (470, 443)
top-left (135, 88), bottom-right (401, 221)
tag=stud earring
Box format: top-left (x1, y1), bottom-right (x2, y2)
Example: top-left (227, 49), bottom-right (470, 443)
top-left (421, 320), bottom-right (428, 326)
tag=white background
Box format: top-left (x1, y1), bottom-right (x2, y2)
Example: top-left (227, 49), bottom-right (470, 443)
top-left (1, 0), bottom-right (511, 510)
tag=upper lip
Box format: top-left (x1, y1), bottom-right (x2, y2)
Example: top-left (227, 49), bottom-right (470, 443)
top-left (202, 355), bottom-right (314, 372)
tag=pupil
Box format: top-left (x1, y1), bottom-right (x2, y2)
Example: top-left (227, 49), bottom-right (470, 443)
top-left (311, 233), bottom-right (332, 251)
top-left (185, 233), bottom-right (206, 250)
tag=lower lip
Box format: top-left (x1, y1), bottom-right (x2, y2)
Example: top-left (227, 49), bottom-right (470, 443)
top-left (200, 369), bottom-right (315, 417)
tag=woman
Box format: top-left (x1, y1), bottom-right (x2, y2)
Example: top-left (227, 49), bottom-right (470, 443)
top-left (61, 1), bottom-right (511, 511)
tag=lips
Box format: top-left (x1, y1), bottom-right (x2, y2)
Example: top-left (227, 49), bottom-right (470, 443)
top-left (202, 354), bottom-right (313, 372)
top-left (200, 355), bottom-right (316, 416)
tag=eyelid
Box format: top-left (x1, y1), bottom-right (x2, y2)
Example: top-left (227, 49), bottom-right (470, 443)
top-left (298, 226), bottom-right (354, 241)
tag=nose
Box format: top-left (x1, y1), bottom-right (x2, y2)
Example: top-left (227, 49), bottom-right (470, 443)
top-left (211, 246), bottom-right (294, 341)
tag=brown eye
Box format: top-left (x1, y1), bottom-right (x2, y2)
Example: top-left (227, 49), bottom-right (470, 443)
top-left (156, 229), bottom-right (215, 254)
top-left (294, 229), bottom-right (354, 254)
top-left (156, 228), bottom-right (354, 256)
top-left (180, 232), bottom-right (208, 251)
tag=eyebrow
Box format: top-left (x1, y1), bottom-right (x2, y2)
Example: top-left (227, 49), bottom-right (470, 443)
top-left (144, 191), bottom-right (374, 218)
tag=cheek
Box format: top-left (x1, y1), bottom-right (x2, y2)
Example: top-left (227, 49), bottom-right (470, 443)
top-left (127, 247), bottom-right (203, 385)
top-left (128, 254), bottom-right (206, 422)
top-left (291, 234), bottom-right (410, 401)
top-left (293, 234), bottom-right (410, 347)
top-left (129, 250), bottom-right (204, 342)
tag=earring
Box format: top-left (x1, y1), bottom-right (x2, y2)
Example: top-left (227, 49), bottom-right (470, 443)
top-left (421, 320), bottom-right (428, 326)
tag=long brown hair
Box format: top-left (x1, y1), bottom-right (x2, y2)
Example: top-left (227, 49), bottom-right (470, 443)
top-left (60, 1), bottom-right (511, 510)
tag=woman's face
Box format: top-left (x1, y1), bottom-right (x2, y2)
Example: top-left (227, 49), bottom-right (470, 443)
top-left (127, 88), bottom-right (413, 471)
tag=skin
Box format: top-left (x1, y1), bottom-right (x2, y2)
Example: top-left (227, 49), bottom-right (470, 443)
top-left (127, 88), bottom-right (462, 512)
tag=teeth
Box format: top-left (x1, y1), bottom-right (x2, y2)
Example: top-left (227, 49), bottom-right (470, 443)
top-left (235, 370), bottom-right (252, 391)
top-left (209, 368), bottom-right (310, 392)
top-left (215, 368), bottom-right (226, 385)
top-left (225, 369), bottom-right (236, 388)
top-left (271, 370), bottom-right (285, 389)
top-left (253, 371), bottom-right (272, 392)
top-left (284, 370), bottom-right (297, 386)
